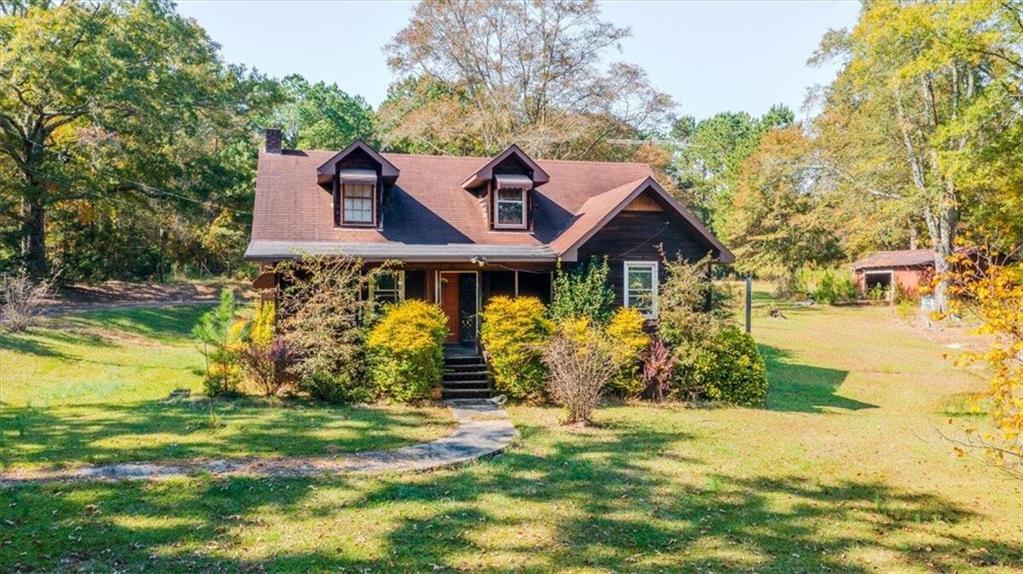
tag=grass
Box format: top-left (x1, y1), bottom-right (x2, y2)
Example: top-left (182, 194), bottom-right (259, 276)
top-left (2, 289), bottom-right (1021, 572)
top-left (0, 306), bottom-right (453, 469)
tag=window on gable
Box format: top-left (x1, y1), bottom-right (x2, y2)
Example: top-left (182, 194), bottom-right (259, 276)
top-left (342, 182), bottom-right (374, 224)
top-left (624, 261), bottom-right (658, 318)
top-left (495, 188), bottom-right (526, 228)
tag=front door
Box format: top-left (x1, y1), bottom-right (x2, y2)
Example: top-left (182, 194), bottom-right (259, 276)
top-left (439, 272), bottom-right (478, 345)
top-left (440, 273), bottom-right (460, 343)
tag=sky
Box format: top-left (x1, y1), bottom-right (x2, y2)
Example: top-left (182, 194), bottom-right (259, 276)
top-left (175, 0), bottom-right (861, 121)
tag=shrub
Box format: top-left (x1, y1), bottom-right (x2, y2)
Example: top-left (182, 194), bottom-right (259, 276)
top-left (250, 299), bottom-right (275, 347)
top-left (642, 337), bottom-right (677, 401)
top-left (367, 300), bottom-right (448, 402)
top-left (0, 272), bottom-right (51, 331)
top-left (605, 307), bottom-right (651, 396)
top-left (542, 323), bottom-right (616, 425)
top-left (657, 254), bottom-right (723, 347)
top-left (810, 269), bottom-right (857, 305)
top-left (867, 283), bottom-right (887, 302)
top-left (275, 255), bottom-right (391, 403)
top-left (241, 336), bottom-right (297, 397)
top-left (550, 256), bottom-right (614, 324)
top-left (657, 255), bottom-right (767, 406)
top-left (192, 289), bottom-right (247, 396)
top-left (480, 296), bottom-right (552, 399)
top-left (673, 327), bottom-right (768, 406)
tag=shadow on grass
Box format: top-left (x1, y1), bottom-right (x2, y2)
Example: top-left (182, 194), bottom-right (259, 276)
top-left (0, 306), bottom-right (208, 361)
top-left (761, 344), bottom-right (877, 413)
top-left (0, 398), bottom-right (452, 469)
top-left (2, 418), bottom-right (1019, 572)
top-left (63, 305), bottom-right (211, 344)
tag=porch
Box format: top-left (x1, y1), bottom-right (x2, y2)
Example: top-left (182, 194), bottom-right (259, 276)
top-left (389, 265), bottom-right (553, 347)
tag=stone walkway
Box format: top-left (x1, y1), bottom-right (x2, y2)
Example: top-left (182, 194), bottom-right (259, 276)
top-left (0, 400), bottom-right (517, 485)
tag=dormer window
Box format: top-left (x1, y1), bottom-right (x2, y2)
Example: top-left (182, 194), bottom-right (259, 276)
top-left (338, 169), bottom-right (377, 226)
top-left (495, 188), bottom-right (526, 228)
top-left (493, 174), bottom-right (531, 230)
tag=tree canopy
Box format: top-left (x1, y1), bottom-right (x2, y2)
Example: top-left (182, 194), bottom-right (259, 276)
top-left (379, 0), bottom-right (675, 160)
top-left (0, 0), bottom-right (279, 278)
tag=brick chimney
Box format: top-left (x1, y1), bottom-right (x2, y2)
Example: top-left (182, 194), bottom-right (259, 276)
top-left (264, 128), bottom-right (282, 154)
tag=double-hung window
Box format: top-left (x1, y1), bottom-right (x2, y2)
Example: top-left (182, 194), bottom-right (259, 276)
top-left (495, 188), bottom-right (526, 227)
top-left (493, 174), bottom-right (531, 229)
top-left (338, 169), bottom-right (377, 226)
top-left (372, 271), bottom-right (404, 304)
top-left (624, 261), bottom-right (658, 318)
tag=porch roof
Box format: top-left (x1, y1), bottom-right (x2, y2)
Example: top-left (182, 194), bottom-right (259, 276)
top-left (244, 240), bottom-right (559, 263)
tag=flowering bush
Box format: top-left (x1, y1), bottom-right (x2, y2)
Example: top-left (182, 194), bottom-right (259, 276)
top-left (605, 307), bottom-right (651, 396)
top-left (480, 296), bottom-right (552, 399)
top-left (367, 300), bottom-right (448, 402)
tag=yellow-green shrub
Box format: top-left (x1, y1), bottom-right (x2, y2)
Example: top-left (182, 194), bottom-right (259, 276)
top-left (605, 307), bottom-right (650, 396)
top-left (367, 300), bottom-right (448, 402)
top-left (480, 296), bottom-right (552, 399)
top-left (250, 299), bottom-right (275, 347)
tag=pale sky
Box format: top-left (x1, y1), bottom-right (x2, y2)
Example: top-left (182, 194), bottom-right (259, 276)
top-left (175, 0), bottom-right (861, 121)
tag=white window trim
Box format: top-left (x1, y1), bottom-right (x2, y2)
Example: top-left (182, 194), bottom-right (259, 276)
top-left (493, 187), bottom-right (527, 229)
top-left (370, 270), bottom-right (404, 302)
top-left (623, 261), bottom-right (659, 319)
top-left (341, 182), bottom-right (376, 227)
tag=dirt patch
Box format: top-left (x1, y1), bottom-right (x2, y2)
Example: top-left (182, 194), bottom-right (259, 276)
top-left (38, 280), bottom-right (253, 314)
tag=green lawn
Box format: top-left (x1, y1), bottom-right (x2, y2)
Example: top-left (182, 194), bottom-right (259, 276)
top-left (2, 293), bottom-right (1021, 572)
top-left (0, 306), bottom-right (453, 469)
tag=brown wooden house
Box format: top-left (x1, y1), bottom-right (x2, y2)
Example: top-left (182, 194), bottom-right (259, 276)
top-left (246, 131), bottom-right (733, 355)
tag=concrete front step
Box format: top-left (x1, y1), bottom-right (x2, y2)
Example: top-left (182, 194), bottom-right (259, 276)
top-left (442, 352), bottom-right (491, 398)
top-left (441, 388), bottom-right (494, 399)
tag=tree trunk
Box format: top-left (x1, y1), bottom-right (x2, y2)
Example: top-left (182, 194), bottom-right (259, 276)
top-left (21, 194), bottom-right (47, 278)
top-left (924, 203), bottom-right (957, 313)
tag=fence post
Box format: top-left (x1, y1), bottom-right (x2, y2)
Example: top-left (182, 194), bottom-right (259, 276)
top-left (745, 276), bottom-right (752, 334)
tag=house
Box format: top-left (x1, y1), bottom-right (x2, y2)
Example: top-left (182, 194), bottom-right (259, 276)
top-left (245, 130), bottom-right (733, 353)
top-left (851, 249), bottom-right (934, 298)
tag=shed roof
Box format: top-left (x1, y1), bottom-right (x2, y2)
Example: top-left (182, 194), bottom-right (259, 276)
top-left (851, 249), bottom-right (936, 270)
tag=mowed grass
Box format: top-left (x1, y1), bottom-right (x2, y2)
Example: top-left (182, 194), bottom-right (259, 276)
top-left (2, 290), bottom-right (1022, 572)
top-left (0, 306), bottom-right (453, 469)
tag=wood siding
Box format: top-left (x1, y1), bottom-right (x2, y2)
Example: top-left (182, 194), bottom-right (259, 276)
top-left (574, 210), bottom-right (714, 306)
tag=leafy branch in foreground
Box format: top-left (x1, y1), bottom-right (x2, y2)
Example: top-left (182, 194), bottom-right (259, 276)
top-left (942, 241), bottom-right (1023, 478)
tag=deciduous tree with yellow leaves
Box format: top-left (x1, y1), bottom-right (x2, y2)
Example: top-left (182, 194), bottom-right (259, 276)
top-left (943, 241), bottom-right (1023, 477)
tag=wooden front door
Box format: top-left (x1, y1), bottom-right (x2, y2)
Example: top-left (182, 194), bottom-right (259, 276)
top-left (440, 273), bottom-right (460, 343)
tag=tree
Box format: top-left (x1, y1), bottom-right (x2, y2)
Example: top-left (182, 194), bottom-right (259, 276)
top-left (0, 0), bottom-right (277, 277)
top-left (944, 242), bottom-right (1023, 478)
top-left (549, 256), bottom-right (614, 325)
top-left (380, 0), bottom-right (674, 160)
top-left (723, 126), bottom-right (842, 289)
top-left (668, 105), bottom-right (793, 231)
top-left (267, 74), bottom-right (376, 150)
top-left (812, 0), bottom-right (1023, 310)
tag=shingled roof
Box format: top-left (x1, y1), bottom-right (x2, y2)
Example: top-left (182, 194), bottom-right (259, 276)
top-left (246, 147), bottom-right (733, 263)
top-left (851, 249), bottom-right (936, 270)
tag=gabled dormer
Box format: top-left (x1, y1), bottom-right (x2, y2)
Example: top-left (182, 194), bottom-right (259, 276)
top-left (461, 144), bottom-right (550, 231)
top-left (316, 140), bottom-right (400, 228)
